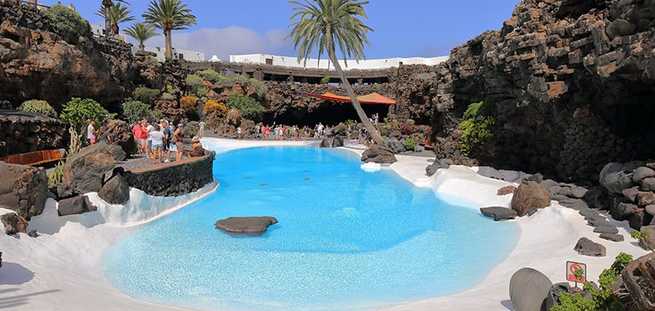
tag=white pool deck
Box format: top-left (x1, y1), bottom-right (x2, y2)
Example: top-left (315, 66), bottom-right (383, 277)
top-left (0, 138), bottom-right (647, 311)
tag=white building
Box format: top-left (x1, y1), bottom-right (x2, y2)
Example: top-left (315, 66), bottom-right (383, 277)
top-left (144, 46), bottom-right (206, 62)
top-left (229, 54), bottom-right (448, 70)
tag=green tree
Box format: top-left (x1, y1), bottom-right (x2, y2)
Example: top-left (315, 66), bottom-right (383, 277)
top-left (45, 4), bottom-right (92, 44)
top-left (227, 94), bottom-right (265, 122)
top-left (143, 0), bottom-right (197, 61)
top-left (60, 98), bottom-right (111, 132)
top-left (101, 0), bottom-right (128, 35)
top-left (132, 86), bottom-right (161, 104)
top-left (124, 23), bottom-right (157, 51)
top-left (97, 2), bottom-right (134, 35)
top-left (290, 0), bottom-right (385, 146)
top-left (122, 100), bottom-right (151, 124)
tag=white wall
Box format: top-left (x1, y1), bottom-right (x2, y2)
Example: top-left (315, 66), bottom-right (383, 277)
top-left (142, 46), bottom-right (206, 62)
top-left (229, 54), bottom-right (448, 70)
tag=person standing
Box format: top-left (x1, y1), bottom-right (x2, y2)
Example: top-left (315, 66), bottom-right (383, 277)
top-left (174, 123), bottom-right (184, 162)
top-left (161, 120), bottom-right (171, 162)
top-left (149, 125), bottom-right (164, 162)
top-left (86, 119), bottom-right (96, 145)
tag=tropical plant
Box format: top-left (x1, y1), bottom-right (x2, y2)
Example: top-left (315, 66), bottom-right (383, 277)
top-left (203, 100), bottom-right (228, 117)
top-left (97, 2), bottom-right (133, 35)
top-left (122, 100), bottom-right (151, 124)
top-left (45, 4), bottom-right (92, 44)
top-left (403, 137), bottom-right (417, 151)
top-left (124, 23), bottom-right (157, 51)
top-left (185, 74), bottom-right (209, 97)
top-left (48, 161), bottom-right (65, 187)
top-left (143, 0), bottom-right (197, 61)
top-left (197, 69), bottom-right (222, 83)
top-left (180, 96), bottom-right (199, 111)
top-left (290, 0), bottom-right (385, 146)
top-left (226, 94), bottom-right (265, 122)
top-left (132, 86), bottom-right (161, 104)
top-left (101, 0), bottom-right (128, 35)
top-left (60, 98), bottom-right (111, 132)
top-left (458, 101), bottom-right (495, 156)
top-left (18, 100), bottom-right (57, 118)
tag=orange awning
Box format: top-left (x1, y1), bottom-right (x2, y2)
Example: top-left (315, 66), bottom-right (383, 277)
top-left (306, 92), bottom-right (397, 105)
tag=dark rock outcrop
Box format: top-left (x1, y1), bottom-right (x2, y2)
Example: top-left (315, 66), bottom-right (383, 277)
top-left (361, 144), bottom-right (397, 164)
top-left (1, 212), bottom-right (27, 235)
top-left (123, 152), bottom-right (214, 197)
top-left (0, 1), bottom-right (136, 109)
top-left (320, 136), bottom-right (344, 148)
top-left (574, 237), bottom-right (606, 257)
top-left (428, 0), bottom-right (655, 183)
top-left (426, 158), bottom-right (452, 177)
top-left (509, 268), bottom-right (553, 311)
top-left (511, 181), bottom-right (551, 216)
top-left (0, 112), bottom-right (67, 157)
top-left (0, 161), bottom-right (47, 219)
top-left (98, 119), bottom-right (136, 156)
top-left (215, 216), bottom-right (278, 235)
top-left (620, 253), bottom-right (655, 311)
top-left (480, 206), bottom-right (518, 221)
top-left (57, 195), bottom-right (96, 216)
top-left (62, 143), bottom-right (126, 195)
top-left (98, 174), bottom-right (129, 205)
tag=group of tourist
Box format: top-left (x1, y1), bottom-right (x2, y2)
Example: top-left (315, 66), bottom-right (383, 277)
top-left (131, 119), bottom-right (191, 162)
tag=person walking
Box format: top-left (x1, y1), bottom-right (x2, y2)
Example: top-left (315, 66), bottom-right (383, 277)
top-left (174, 123), bottom-right (184, 162)
top-left (86, 119), bottom-right (96, 145)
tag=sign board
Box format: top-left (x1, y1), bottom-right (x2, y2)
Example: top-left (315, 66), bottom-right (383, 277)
top-left (566, 261), bottom-right (587, 283)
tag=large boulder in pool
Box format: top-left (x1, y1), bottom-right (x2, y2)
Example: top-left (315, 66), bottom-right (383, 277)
top-left (361, 144), bottom-right (397, 164)
top-left (509, 268), bottom-right (553, 311)
top-left (0, 161), bottom-right (48, 220)
top-left (62, 143), bottom-right (126, 195)
top-left (511, 181), bottom-right (550, 216)
top-left (215, 217), bottom-right (278, 235)
top-left (320, 136), bottom-right (344, 148)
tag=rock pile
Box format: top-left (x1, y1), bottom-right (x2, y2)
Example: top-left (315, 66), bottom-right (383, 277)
top-left (0, 112), bottom-right (67, 157)
top-left (0, 161), bottom-right (47, 220)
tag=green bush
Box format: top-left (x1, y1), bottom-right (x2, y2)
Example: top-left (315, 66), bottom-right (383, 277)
top-left (45, 4), bottom-right (91, 44)
top-left (60, 98), bottom-right (111, 131)
top-left (458, 101), bottom-right (495, 156)
top-left (197, 69), bottom-right (222, 83)
top-left (122, 100), bottom-right (151, 124)
top-left (185, 74), bottom-right (208, 97)
top-left (160, 92), bottom-right (176, 101)
top-left (403, 137), bottom-right (417, 151)
top-left (18, 100), bottom-right (57, 118)
top-left (226, 94), bottom-right (265, 122)
top-left (132, 87), bottom-right (160, 104)
top-left (321, 76), bottom-right (331, 84)
top-left (552, 252), bottom-right (633, 311)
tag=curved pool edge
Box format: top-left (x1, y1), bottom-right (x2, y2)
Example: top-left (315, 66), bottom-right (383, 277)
top-left (4, 138), bottom-right (644, 311)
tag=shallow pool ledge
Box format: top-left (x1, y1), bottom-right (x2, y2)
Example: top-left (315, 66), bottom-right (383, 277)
top-left (430, 166), bottom-right (514, 209)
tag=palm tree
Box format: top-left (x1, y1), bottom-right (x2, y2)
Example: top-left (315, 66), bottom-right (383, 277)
top-left (124, 23), bottom-right (158, 51)
top-left (290, 0), bottom-right (385, 146)
top-left (101, 0), bottom-right (128, 35)
top-left (143, 0), bottom-right (197, 61)
top-left (97, 2), bottom-right (134, 35)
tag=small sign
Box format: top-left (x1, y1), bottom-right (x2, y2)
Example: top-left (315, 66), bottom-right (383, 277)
top-left (566, 261), bottom-right (587, 284)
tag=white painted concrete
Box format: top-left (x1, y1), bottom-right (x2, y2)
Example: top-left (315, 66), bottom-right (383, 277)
top-left (229, 54), bottom-right (449, 70)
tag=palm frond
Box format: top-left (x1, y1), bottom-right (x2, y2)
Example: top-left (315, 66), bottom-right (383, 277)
top-left (143, 0), bottom-right (197, 31)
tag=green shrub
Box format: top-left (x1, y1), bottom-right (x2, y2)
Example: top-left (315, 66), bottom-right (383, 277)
top-left (60, 98), bottom-right (111, 131)
top-left (321, 76), bottom-right (331, 84)
top-left (160, 92), bottom-right (176, 101)
top-left (48, 161), bottom-right (65, 187)
top-left (226, 94), bottom-right (265, 122)
top-left (403, 137), bottom-right (417, 151)
top-left (122, 100), bottom-right (151, 124)
top-left (18, 100), bottom-right (57, 118)
top-left (552, 253), bottom-right (634, 311)
top-left (185, 74), bottom-right (208, 97)
top-left (197, 69), bottom-right (222, 83)
top-left (458, 101), bottom-right (495, 156)
top-left (132, 87), bottom-right (160, 104)
top-left (45, 4), bottom-right (91, 44)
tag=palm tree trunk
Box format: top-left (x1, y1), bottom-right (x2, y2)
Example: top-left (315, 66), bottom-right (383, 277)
top-left (102, 0), bottom-right (112, 36)
top-left (139, 41), bottom-right (145, 52)
top-left (327, 48), bottom-right (385, 146)
top-left (164, 28), bottom-right (173, 61)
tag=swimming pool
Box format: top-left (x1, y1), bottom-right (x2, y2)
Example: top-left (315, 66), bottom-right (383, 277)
top-left (104, 147), bottom-right (517, 311)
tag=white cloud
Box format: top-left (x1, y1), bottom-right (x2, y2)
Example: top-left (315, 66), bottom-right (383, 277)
top-left (141, 26), bottom-right (294, 61)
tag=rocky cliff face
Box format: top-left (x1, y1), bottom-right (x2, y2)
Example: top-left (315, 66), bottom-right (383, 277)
top-left (0, 1), bottom-right (135, 110)
top-left (430, 0), bottom-right (655, 183)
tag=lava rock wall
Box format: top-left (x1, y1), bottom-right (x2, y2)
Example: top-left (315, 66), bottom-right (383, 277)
top-left (0, 112), bottom-right (67, 157)
top-left (430, 0), bottom-right (655, 183)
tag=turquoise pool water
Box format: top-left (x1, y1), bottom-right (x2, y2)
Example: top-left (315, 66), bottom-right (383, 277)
top-left (104, 147), bottom-right (517, 311)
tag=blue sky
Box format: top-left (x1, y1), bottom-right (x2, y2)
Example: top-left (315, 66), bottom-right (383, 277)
top-left (42, 0), bottom-right (519, 60)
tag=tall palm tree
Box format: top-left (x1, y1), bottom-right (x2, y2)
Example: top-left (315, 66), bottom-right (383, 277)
top-left (143, 0), bottom-right (197, 61)
top-left (124, 23), bottom-right (158, 51)
top-left (101, 0), bottom-right (128, 35)
top-left (290, 0), bottom-right (385, 146)
top-left (97, 2), bottom-right (134, 35)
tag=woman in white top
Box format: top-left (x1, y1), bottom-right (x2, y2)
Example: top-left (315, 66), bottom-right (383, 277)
top-left (86, 119), bottom-right (96, 145)
top-left (149, 125), bottom-right (164, 161)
